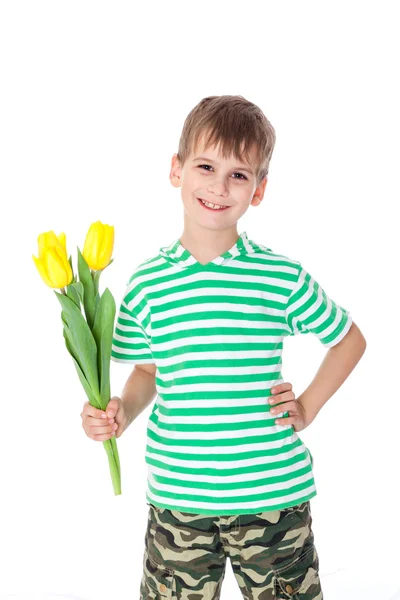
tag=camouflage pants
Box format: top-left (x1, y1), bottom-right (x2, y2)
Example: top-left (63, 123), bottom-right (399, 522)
top-left (140, 500), bottom-right (323, 599)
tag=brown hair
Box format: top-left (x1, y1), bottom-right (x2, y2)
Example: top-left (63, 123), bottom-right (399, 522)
top-left (176, 95), bottom-right (276, 185)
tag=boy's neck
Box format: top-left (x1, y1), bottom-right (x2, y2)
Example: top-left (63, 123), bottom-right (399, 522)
top-left (179, 223), bottom-right (240, 265)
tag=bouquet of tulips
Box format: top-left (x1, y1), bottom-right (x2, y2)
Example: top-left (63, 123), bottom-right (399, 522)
top-left (32, 220), bottom-right (121, 495)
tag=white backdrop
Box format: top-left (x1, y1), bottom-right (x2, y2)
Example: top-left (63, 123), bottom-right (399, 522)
top-left (1, 1), bottom-right (399, 599)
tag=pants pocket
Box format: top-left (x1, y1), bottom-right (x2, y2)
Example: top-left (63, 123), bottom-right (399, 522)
top-left (273, 543), bottom-right (321, 599)
top-left (282, 501), bottom-right (311, 528)
top-left (140, 549), bottom-right (175, 599)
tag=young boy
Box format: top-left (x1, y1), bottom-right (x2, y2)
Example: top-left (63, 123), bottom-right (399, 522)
top-left (99, 95), bottom-right (366, 598)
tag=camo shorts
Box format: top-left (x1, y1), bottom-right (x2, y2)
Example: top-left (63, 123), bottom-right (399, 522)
top-left (140, 500), bottom-right (323, 599)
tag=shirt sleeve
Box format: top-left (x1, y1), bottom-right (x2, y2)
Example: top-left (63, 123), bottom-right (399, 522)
top-left (111, 298), bottom-right (155, 365)
top-left (285, 265), bottom-right (353, 348)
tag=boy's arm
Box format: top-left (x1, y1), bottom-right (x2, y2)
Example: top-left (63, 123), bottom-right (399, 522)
top-left (297, 321), bottom-right (367, 423)
top-left (120, 364), bottom-right (157, 428)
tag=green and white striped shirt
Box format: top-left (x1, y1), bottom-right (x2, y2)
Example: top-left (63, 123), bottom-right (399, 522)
top-left (111, 231), bottom-right (352, 515)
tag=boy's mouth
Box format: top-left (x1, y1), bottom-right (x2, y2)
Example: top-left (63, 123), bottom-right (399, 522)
top-left (197, 197), bottom-right (230, 211)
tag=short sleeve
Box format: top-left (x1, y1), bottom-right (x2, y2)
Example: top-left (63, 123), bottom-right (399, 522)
top-left (111, 298), bottom-right (155, 365)
top-left (285, 266), bottom-right (353, 348)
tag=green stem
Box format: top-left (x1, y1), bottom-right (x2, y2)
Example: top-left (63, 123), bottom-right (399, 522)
top-left (102, 437), bottom-right (122, 495)
top-left (93, 390), bottom-right (121, 496)
top-left (92, 270), bottom-right (101, 296)
top-left (110, 435), bottom-right (121, 479)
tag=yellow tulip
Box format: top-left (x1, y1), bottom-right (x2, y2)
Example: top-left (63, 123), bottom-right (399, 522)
top-left (32, 231), bottom-right (73, 289)
top-left (82, 221), bottom-right (114, 271)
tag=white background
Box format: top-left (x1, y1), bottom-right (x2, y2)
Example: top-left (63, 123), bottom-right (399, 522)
top-left (1, 1), bottom-right (399, 599)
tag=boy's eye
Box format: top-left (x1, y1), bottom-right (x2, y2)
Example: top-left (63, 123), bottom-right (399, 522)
top-left (198, 165), bottom-right (247, 180)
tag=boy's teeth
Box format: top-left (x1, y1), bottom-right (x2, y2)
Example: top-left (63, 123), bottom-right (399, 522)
top-left (200, 198), bottom-right (227, 209)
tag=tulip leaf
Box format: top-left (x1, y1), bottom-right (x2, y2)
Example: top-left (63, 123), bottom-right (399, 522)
top-left (92, 288), bottom-right (116, 406)
top-left (62, 318), bottom-right (101, 404)
top-left (99, 298), bottom-right (116, 404)
top-left (66, 283), bottom-right (82, 310)
top-left (68, 255), bottom-right (77, 284)
top-left (61, 311), bottom-right (89, 383)
top-left (77, 246), bottom-right (95, 330)
top-left (62, 325), bottom-right (100, 409)
top-left (54, 290), bottom-right (100, 398)
top-left (60, 308), bottom-right (87, 374)
top-left (66, 282), bottom-right (84, 307)
top-left (74, 281), bottom-right (84, 305)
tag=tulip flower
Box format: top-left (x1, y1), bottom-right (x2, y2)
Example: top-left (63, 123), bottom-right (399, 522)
top-left (83, 221), bottom-right (114, 271)
top-left (32, 231), bottom-right (74, 289)
top-left (33, 221), bottom-right (120, 496)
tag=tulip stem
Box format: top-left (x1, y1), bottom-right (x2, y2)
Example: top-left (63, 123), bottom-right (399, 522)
top-left (92, 270), bottom-right (101, 297)
top-left (93, 390), bottom-right (121, 495)
top-left (103, 437), bottom-right (122, 495)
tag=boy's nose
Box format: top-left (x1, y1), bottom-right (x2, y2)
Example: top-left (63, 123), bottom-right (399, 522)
top-left (208, 183), bottom-right (229, 196)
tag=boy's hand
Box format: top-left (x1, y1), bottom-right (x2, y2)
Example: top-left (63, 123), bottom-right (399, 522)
top-left (269, 382), bottom-right (313, 433)
top-left (80, 396), bottom-right (128, 441)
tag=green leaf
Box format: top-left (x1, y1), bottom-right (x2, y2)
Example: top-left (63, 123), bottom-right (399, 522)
top-left (92, 288), bottom-right (116, 406)
top-left (99, 315), bottom-right (113, 403)
top-left (68, 254), bottom-right (77, 284)
top-left (54, 290), bottom-right (100, 398)
top-left (77, 246), bottom-right (95, 329)
top-left (61, 315), bottom-right (84, 370)
top-left (74, 281), bottom-right (84, 305)
top-left (103, 258), bottom-right (114, 270)
top-left (62, 326), bottom-right (100, 408)
top-left (66, 283), bottom-right (82, 309)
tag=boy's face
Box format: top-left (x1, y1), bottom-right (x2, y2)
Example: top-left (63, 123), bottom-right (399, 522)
top-left (170, 132), bottom-right (267, 232)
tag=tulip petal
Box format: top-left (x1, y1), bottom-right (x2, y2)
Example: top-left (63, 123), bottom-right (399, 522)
top-left (44, 248), bottom-right (70, 288)
top-left (38, 230), bottom-right (67, 259)
top-left (35, 229), bottom-right (73, 287)
top-left (38, 232), bottom-right (56, 260)
top-left (82, 221), bottom-right (114, 271)
top-left (43, 231), bottom-right (60, 249)
top-left (55, 245), bottom-right (73, 286)
top-left (57, 232), bottom-right (67, 254)
top-left (82, 224), bottom-right (95, 263)
top-left (32, 254), bottom-right (53, 287)
top-left (83, 222), bottom-right (103, 270)
top-left (97, 224), bottom-right (114, 270)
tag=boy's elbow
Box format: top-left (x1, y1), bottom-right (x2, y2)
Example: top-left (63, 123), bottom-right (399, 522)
top-left (352, 321), bottom-right (367, 350)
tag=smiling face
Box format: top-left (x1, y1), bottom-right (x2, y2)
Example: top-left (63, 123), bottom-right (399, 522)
top-left (170, 131), bottom-right (268, 233)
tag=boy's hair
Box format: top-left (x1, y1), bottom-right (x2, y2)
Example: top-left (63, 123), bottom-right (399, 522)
top-left (177, 95), bottom-right (276, 186)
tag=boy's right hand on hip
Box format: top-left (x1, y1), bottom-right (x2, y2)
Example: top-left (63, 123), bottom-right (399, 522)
top-left (80, 396), bottom-right (127, 441)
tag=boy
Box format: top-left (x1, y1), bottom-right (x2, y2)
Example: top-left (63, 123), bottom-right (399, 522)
top-left (82, 95), bottom-right (366, 599)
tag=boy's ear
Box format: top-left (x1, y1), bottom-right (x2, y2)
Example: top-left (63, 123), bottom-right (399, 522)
top-left (170, 153), bottom-right (182, 188)
top-left (251, 176), bottom-right (268, 206)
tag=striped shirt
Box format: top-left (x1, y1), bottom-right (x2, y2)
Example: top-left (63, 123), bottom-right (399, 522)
top-left (111, 231), bottom-right (352, 515)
